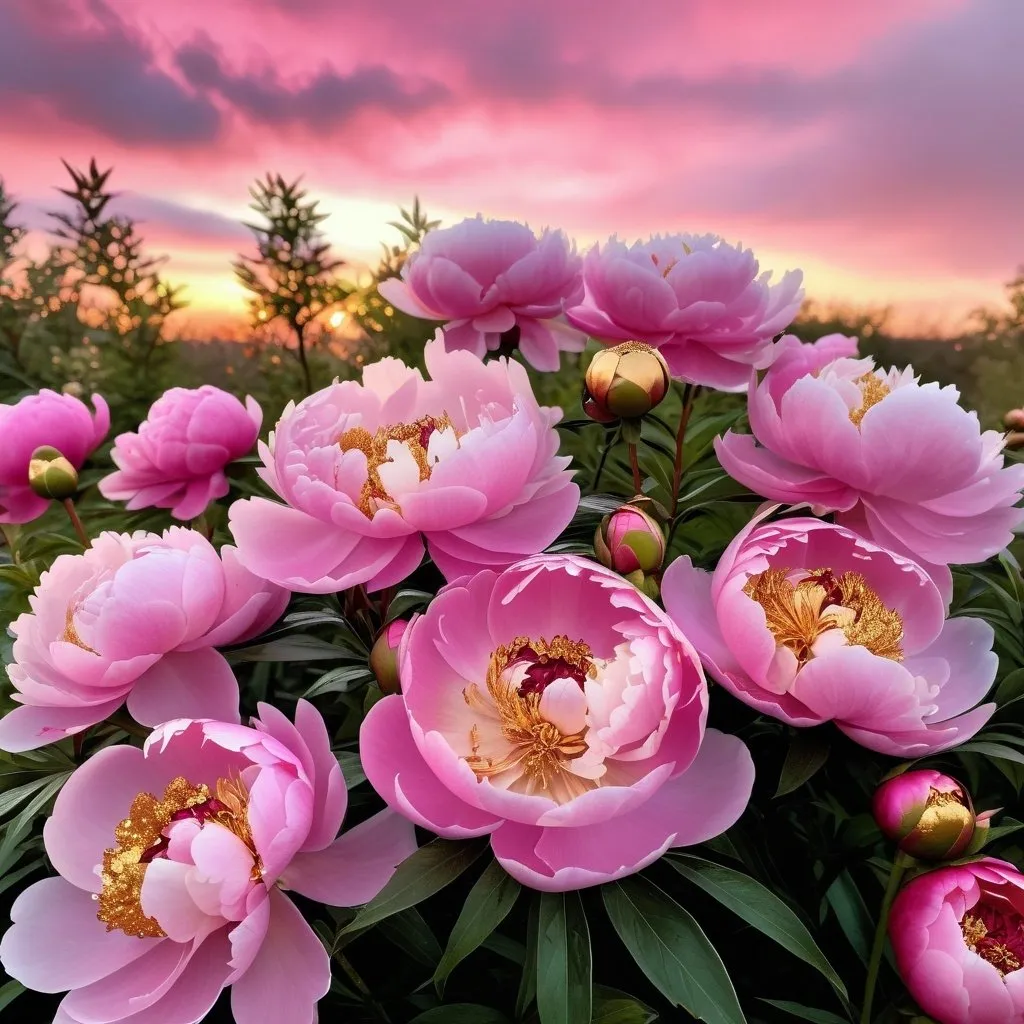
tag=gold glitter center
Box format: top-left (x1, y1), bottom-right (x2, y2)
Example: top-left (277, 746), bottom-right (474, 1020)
top-left (744, 567), bottom-right (904, 665)
top-left (97, 775), bottom-right (260, 939)
top-left (462, 636), bottom-right (596, 801)
top-left (338, 413), bottom-right (458, 517)
top-left (961, 914), bottom-right (1024, 976)
top-left (849, 372), bottom-right (891, 426)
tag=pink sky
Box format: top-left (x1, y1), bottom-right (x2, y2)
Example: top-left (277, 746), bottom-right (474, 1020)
top-left (1, 0), bottom-right (1020, 334)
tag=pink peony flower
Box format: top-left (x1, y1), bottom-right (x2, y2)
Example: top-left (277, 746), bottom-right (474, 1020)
top-left (662, 514), bottom-right (996, 755)
top-left (564, 234), bottom-right (804, 391)
top-left (100, 386), bottom-right (262, 521)
top-left (0, 527), bottom-right (289, 752)
top-left (377, 216), bottom-right (586, 371)
top-left (889, 858), bottom-right (1024, 1024)
top-left (0, 390), bottom-right (109, 523)
top-left (0, 703), bottom-right (417, 1024)
top-left (715, 339), bottom-right (1024, 567)
top-left (228, 337), bottom-right (579, 592)
top-left (360, 554), bottom-right (754, 892)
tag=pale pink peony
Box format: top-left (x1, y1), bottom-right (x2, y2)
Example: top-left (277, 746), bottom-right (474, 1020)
top-left (565, 234), bottom-right (804, 390)
top-left (889, 858), bottom-right (1024, 1024)
top-left (228, 337), bottom-right (579, 592)
top-left (715, 339), bottom-right (1024, 567)
top-left (0, 528), bottom-right (289, 752)
top-left (377, 216), bottom-right (586, 371)
top-left (662, 514), bottom-right (996, 755)
top-left (0, 703), bottom-right (417, 1024)
top-left (360, 554), bottom-right (754, 892)
top-left (0, 389), bottom-right (109, 523)
top-left (100, 386), bottom-right (262, 521)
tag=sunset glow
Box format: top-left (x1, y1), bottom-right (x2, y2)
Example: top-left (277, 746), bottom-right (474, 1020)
top-left (0, 0), bottom-right (1019, 335)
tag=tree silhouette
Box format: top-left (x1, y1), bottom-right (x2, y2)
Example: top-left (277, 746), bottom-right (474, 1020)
top-left (234, 174), bottom-right (348, 394)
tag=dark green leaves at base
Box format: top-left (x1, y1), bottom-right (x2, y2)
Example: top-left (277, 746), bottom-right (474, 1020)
top-left (434, 858), bottom-right (521, 992)
top-left (537, 890), bottom-right (592, 1024)
top-left (342, 838), bottom-right (487, 936)
top-left (668, 854), bottom-right (847, 1002)
top-left (602, 876), bottom-right (744, 1024)
top-left (775, 731), bottom-right (830, 797)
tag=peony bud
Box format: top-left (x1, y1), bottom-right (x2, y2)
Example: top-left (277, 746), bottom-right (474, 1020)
top-left (369, 619), bottom-right (409, 695)
top-left (1007, 430), bottom-right (1024, 451)
top-left (873, 769), bottom-right (976, 861)
top-left (27, 445), bottom-right (79, 500)
top-left (595, 504), bottom-right (666, 575)
top-left (583, 342), bottom-right (670, 423)
top-left (1004, 408), bottom-right (1024, 431)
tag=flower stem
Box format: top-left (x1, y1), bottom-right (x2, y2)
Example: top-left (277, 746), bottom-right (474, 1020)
top-left (628, 442), bottom-right (643, 494)
top-left (63, 498), bottom-right (90, 548)
top-left (334, 950), bottom-right (392, 1023)
top-left (670, 384), bottom-right (699, 516)
top-left (861, 851), bottom-right (911, 1024)
top-left (591, 427), bottom-right (619, 492)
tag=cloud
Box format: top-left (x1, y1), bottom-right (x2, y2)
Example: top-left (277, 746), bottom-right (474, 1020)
top-left (15, 190), bottom-right (248, 251)
top-left (0, 0), bottom-right (221, 145)
top-left (174, 36), bottom-right (449, 130)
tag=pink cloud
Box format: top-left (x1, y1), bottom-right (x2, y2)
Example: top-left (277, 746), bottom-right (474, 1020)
top-left (0, 0), bottom-right (1017, 328)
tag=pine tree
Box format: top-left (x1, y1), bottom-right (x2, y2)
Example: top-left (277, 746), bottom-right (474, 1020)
top-left (234, 174), bottom-right (348, 395)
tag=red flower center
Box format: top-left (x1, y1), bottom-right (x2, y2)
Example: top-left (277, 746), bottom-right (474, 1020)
top-left (962, 898), bottom-right (1024, 976)
top-left (512, 645), bottom-right (590, 697)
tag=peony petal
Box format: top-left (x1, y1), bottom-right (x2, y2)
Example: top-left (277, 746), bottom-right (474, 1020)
top-left (230, 889), bottom-right (330, 1024)
top-left (0, 697), bottom-right (123, 753)
top-left (281, 808), bottom-right (417, 906)
top-left (126, 648), bottom-right (241, 727)
top-left (360, 696), bottom-right (501, 838)
top-left (0, 878), bottom-right (157, 992)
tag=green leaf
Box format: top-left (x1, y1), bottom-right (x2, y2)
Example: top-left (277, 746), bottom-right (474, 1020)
top-left (225, 635), bottom-right (352, 662)
top-left (668, 855), bottom-right (846, 1000)
top-left (592, 986), bottom-right (658, 1024)
top-left (303, 664), bottom-right (372, 698)
top-left (996, 668), bottom-right (1024, 706)
top-left (758, 1000), bottom-right (848, 1023)
top-left (434, 858), bottom-right (521, 992)
top-left (775, 731), bottom-right (830, 797)
top-left (334, 750), bottom-right (366, 790)
top-left (377, 907), bottom-right (442, 968)
top-left (517, 895), bottom-right (540, 1018)
top-left (0, 772), bottom-right (69, 821)
top-left (342, 838), bottom-right (487, 935)
top-left (410, 1006), bottom-right (510, 1024)
top-left (957, 740), bottom-right (1024, 767)
top-left (0, 771), bottom-right (72, 870)
top-left (0, 980), bottom-right (25, 1014)
top-left (387, 589), bottom-right (434, 620)
top-left (602, 876), bottom-right (745, 1024)
top-left (824, 871), bottom-right (873, 966)
top-left (537, 890), bottom-right (592, 1024)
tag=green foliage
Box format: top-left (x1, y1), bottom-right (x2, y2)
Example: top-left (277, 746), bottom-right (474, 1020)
top-left (234, 174), bottom-right (349, 394)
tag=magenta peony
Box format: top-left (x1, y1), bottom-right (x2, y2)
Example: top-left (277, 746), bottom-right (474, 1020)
top-left (0, 390), bottom-right (109, 523)
top-left (0, 528), bottom-right (288, 752)
top-left (662, 515), bottom-right (996, 755)
top-left (564, 234), bottom-right (803, 390)
top-left (378, 216), bottom-right (585, 371)
top-left (889, 858), bottom-right (1024, 1024)
top-left (0, 703), bottom-right (416, 1024)
top-left (872, 769), bottom-right (976, 860)
top-left (360, 554), bottom-right (754, 892)
top-left (100, 385), bottom-right (262, 521)
top-left (228, 337), bottom-right (579, 592)
top-left (715, 340), bottom-right (1024, 567)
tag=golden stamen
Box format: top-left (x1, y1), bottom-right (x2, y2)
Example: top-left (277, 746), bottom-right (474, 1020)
top-left (849, 372), bottom-right (891, 426)
top-left (97, 774), bottom-right (261, 939)
top-left (744, 567), bottom-right (903, 665)
top-left (462, 635), bottom-right (595, 797)
top-left (338, 413), bottom-right (458, 517)
top-left (62, 605), bottom-right (98, 654)
top-left (962, 914), bottom-right (988, 949)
